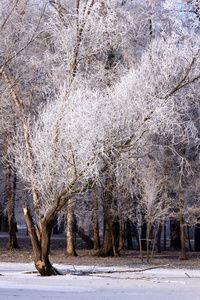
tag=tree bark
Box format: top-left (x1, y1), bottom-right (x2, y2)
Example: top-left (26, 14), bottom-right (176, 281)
top-left (132, 222), bottom-right (139, 246)
top-left (179, 193), bottom-right (188, 260)
top-left (23, 207), bottom-right (61, 276)
top-left (156, 222), bottom-right (162, 253)
top-left (147, 223), bottom-right (154, 262)
top-left (118, 216), bottom-right (124, 252)
top-left (92, 183), bottom-right (100, 250)
top-left (5, 133), bottom-right (19, 250)
top-left (94, 176), bottom-right (119, 257)
top-left (66, 199), bottom-right (77, 256)
top-left (0, 215), bottom-right (8, 232)
top-left (141, 217), bottom-right (147, 251)
top-left (126, 219), bottom-right (133, 250)
top-left (94, 217), bottom-right (119, 257)
top-left (163, 220), bottom-right (166, 251)
top-left (170, 218), bottom-right (181, 250)
top-left (179, 215), bottom-right (188, 260)
top-left (195, 223), bottom-right (200, 251)
top-left (7, 217), bottom-right (19, 250)
top-left (118, 187), bottom-right (124, 252)
top-left (75, 224), bottom-right (94, 249)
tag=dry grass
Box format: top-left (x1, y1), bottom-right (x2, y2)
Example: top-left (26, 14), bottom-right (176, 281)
top-left (0, 230), bottom-right (200, 270)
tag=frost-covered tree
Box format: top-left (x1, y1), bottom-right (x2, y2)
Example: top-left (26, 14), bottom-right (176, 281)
top-left (0, 0), bottom-right (136, 258)
top-left (1, 0), bottom-right (200, 275)
top-left (8, 30), bottom-right (200, 274)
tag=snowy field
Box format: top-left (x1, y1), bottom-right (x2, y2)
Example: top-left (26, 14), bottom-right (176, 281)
top-left (0, 263), bottom-right (200, 299)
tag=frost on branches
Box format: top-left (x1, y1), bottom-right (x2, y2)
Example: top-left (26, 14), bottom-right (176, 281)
top-left (11, 33), bottom-right (199, 220)
top-left (0, 0), bottom-right (199, 275)
top-left (10, 33), bottom-right (198, 227)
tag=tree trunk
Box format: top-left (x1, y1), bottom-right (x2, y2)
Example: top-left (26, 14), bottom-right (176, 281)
top-left (132, 222), bottom-right (139, 247)
top-left (94, 217), bottom-right (119, 257)
top-left (0, 215), bottom-right (8, 232)
top-left (118, 188), bottom-right (124, 252)
top-left (195, 224), bottom-right (200, 251)
top-left (5, 133), bottom-right (19, 250)
top-left (126, 219), bottom-right (133, 250)
top-left (141, 218), bottom-right (147, 251)
top-left (179, 216), bottom-right (188, 260)
top-left (92, 183), bottom-right (100, 250)
top-left (147, 223), bottom-right (154, 262)
top-left (75, 224), bottom-right (94, 249)
top-left (94, 176), bottom-right (119, 257)
top-left (179, 193), bottom-right (188, 260)
top-left (164, 220), bottom-right (166, 251)
top-left (7, 217), bottom-right (19, 250)
top-left (156, 221), bottom-right (162, 253)
top-left (170, 218), bottom-right (181, 250)
top-left (7, 173), bottom-right (19, 249)
top-left (118, 215), bottom-right (124, 252)
top-left (23, 207), bottom-right (61, 276)
top-left (66, 199), bottom-right (77, 256)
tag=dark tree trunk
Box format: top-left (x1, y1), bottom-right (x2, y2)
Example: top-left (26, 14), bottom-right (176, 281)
top-left (7, 175), bottom-right (19, 249)
top-left (126, 219), bottom-right (133, 250)
top-left (118, 216), bottom-right (124, 252)
top-left (23, 206), bottom-right (61, 276)
top-left (118, 187), bottom-right (124, 252)
top-left (75, 224), bottom-right (94, 249)
top-left (94, 176), bottom-right (119, 257)
top-left (147, 223), bottom-right (154, 262)
top-left (156, 222), bottom-right (162, 253)
top-left (92, 183), bottom-right (100, 250)
top-left (195, 224), bottom-right (200, 251)
top-left (131, 222), bottom-right (139, 247)
top-left (179, 216), bottom-right (188, 260)
top-left (170, 219), bottom-right (181, 250)
top-left (93, 216), bottom-right (100, 250)
top-left (141, 220), bottom-right (147, 251)
top-left (179, 194), bottom-right (188, 260)
top-left (39, 219), bottom-right (60, 274)
top-left (5, 133), bottom-right (19, 250)
top-left (94, 217), bottom-right (119, 257)
top-left (164, 220), bottom-right (166, 251)
top-left (7, 217), bottom-right (19, 250)
top-left (187, 225), bottom-right (192, 252)
top-left (147, 223), bottom-right (154, 251)
top-left (0, 215), bottom-right (8, 232)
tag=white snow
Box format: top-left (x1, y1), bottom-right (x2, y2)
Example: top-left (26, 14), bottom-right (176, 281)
top-left (0, 263), bottom-right (200, 300)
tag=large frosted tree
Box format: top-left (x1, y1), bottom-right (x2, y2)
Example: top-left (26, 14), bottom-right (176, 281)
top-left (1, 0), bottom-right (200, 275)
top-left (0, 0), bottom-right (140, 273)
top-left (7, 31), bottom-right (199, 273)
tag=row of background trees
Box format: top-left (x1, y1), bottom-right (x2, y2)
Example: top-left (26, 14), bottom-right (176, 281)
top-left (0, 0), bottom-right (199, 275)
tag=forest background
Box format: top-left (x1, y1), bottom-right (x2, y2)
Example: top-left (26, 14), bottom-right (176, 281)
top-left (0, 0), bottom-right (200, 276)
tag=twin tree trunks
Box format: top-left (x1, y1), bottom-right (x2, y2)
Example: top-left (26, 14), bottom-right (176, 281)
top-left (24, 207), bottom-right (119, 276)
top-left (23, 194), bottom-right (120, 276)
top-left (23, 207), bottom-right (61, 276)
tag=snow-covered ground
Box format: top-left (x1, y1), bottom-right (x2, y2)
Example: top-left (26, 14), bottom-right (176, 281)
top-left (0, 263), bottom-right (200, 299)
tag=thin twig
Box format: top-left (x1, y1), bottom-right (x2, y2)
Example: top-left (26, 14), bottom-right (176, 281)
top-left (89, 264), bottom-right (170, 275)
